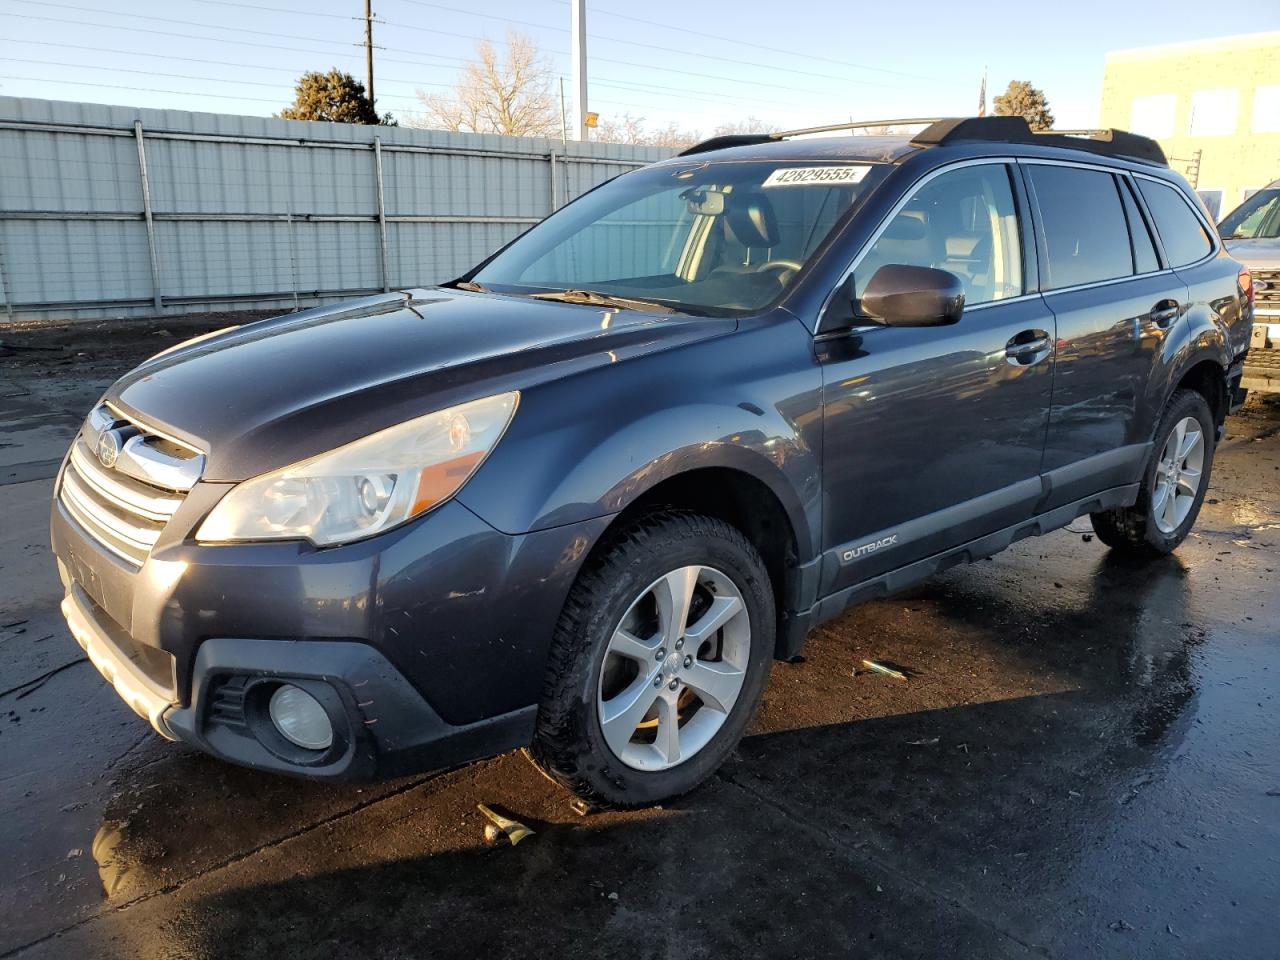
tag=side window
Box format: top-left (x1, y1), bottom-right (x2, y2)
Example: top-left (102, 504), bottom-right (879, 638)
top-left (1027, 165), bottom-right (1133, 289)
top-left (855, 164), bottom-right (1023, 307)
top-left (1136, 179), bottom-right (1214, 267)
top-left (1119, 179), bottom-right (1160, 274)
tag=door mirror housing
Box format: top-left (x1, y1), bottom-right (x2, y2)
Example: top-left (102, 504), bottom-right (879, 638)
top-left (860, 264), bottom-right (965, 327)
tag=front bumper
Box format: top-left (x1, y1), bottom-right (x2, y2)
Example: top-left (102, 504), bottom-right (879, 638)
top-left (51, 487), bottom-right (609, 780)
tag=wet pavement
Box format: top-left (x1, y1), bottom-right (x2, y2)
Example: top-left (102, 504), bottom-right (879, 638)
top-left (1, 315), bottom-right (1277, 959)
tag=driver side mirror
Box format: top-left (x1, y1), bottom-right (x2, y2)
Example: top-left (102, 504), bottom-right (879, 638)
top-left (860, 264), bottom-right (965, 327)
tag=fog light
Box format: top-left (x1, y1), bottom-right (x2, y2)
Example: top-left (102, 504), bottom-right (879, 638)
top-left (268, 684), bottom-right (333, 750)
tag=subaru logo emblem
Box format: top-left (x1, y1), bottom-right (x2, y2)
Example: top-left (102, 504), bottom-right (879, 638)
top-left (97, 431), bottom-right (121, 469)
top-left (1256, 279), bottom-right (1270, 293)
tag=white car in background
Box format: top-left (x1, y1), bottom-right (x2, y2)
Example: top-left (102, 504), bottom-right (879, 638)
top-left (1220, 182), bottom-right (1280, 394)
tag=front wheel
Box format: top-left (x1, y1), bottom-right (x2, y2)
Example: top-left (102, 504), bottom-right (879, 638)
top-left (529, 511), bottom-right (774, 808)
top-left (1090, 389), bottom-right (1216, 555)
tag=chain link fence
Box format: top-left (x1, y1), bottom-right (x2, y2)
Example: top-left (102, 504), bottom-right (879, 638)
top-left (0, 97), bottom-right (674, 322)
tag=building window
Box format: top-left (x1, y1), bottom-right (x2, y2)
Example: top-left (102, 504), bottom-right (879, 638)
top-left (1129, 94), bottom-right (1176, 139)
top-left (1254, 85), bottom-right (1280, 133)
top-left (1189, 89), bottom-right (1239, 136)
top-left (1196, 189), bottom-right (1224, 220)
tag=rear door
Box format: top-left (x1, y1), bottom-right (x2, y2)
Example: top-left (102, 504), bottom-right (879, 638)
top-left (1024, 161), bottom-right (1186, 510)
top-left (1136, 175), bottom-right (1249, 359)
top-left (818, 160), bottom-right (1055, 595)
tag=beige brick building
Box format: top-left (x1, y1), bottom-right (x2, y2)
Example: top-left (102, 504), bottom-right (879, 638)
top-left (1099, 32), bottom-right (1280, 220)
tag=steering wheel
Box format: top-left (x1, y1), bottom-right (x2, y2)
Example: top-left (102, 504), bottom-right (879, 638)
top-left (753, 259), bottom-right (805, 282)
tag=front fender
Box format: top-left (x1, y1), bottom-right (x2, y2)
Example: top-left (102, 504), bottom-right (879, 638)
top-left (457, 314), bottom-right (823, 560)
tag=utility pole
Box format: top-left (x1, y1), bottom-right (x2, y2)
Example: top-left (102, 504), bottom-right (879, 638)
top-left (570, 0), bottom-right (587, 141)
top-left (364, 0), bottom-right (375, 112)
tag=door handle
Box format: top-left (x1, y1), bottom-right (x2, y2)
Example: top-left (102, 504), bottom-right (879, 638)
top-left (1005, 330), bottom-right (1052, 365)
top-left (1150, 299), bottom-right (1180, 327)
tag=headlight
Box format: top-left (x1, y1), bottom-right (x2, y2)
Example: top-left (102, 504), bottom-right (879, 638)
top-left (196, 391), bottom-right (518, 546)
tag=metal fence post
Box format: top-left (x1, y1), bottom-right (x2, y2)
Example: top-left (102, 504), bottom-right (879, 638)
top-left (286, 211), bottom-right (299, 311)
top-left (0, 232), bottom-right (14, 321)
top-left (549, 150), bottom-right (559, 212)
top-left (133, 120), bottom-right (164, 312)
top-left (373, 136), bottom-right (390, 293)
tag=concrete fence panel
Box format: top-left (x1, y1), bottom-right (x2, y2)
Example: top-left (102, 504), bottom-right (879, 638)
top-left (0, 96), bottom-right (673, 322)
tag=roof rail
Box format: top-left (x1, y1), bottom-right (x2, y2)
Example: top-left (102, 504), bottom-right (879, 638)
top-left (677, 118), bottom-right (946, 157)
top-left (911, 116), bottom-right (1167, 165)
top-left (772, 118), bottom-right (947, 139)
top-left (677, 133), bottom-right (775, 157)
top-left (678, 115), bottom-right (1167, 166)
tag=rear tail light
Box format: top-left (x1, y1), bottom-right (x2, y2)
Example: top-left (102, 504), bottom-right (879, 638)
top-left (1239, 267), bottom-right (1254, 308)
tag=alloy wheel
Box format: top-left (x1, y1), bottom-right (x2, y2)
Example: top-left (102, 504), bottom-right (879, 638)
top-left (596, 565), bottom-right (751, 772)
top-left (1152, 416), bottom-right (1205, 534)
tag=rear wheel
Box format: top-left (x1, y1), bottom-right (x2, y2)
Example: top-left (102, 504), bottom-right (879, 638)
top-left (1090, 389), bottom-right (1215, 555)
top-left (529, 511), bottom-right (774, 808)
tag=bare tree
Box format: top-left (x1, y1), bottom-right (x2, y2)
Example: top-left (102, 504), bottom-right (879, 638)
top-left (711, 117), bottom-right (779, 137)
top-left (594, 113), bottom-right (700, 148)
top-left (412, 31), bottom-right (558, 137)
top-left (595, 114), bottom-right (778, 149)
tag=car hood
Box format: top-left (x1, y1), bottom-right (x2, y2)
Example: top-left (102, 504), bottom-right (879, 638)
top-left (1224, 237), bottom-right (1280, 270)
top-left (108, 288), bottom-right (731, 481)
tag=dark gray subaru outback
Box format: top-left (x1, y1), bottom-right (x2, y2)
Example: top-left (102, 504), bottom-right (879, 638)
top-left (51, 116), bottom-right (1253, 807)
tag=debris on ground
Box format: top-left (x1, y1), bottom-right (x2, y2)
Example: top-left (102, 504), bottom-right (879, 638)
top-left (477, 803), bottom-right (534, 846)
top-left (859, 659), bottom-right (908, 681)
top-left (905, 737), bottom-right (939, 746)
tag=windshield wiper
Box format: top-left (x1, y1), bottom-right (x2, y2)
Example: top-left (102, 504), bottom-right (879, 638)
top-left (526, 288), bottom-right (676, 314)
top-left (452, 280), bottom-right (489, 292)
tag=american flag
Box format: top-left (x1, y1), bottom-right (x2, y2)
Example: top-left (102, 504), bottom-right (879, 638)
top-left (978, 69), bottom-right (987, 117)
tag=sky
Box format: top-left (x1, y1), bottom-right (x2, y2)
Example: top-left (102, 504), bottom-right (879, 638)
top-left (2, 0), bottom-right (1279, 135)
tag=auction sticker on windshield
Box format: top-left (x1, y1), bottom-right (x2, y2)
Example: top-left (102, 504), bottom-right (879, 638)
top-left (763, 165), bottom-right (872, 187)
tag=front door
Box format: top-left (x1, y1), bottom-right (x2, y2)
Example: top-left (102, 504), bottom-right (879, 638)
top-left (819, 161), bottom-right (1054, 597)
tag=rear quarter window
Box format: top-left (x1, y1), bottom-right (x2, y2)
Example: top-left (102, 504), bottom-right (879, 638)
top-left (1027, 165), bottom-right (1133, 290)
top-left (1136, 179), bottom-right (1214, 267)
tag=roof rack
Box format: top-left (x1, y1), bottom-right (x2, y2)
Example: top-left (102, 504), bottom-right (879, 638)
top-left (677, 115), bottom-right (1167, 166)
top-left (911, 117), bottom-right (1167, 165)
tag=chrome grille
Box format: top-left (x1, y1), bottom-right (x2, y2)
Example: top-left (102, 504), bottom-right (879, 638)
top-left (1256, 269), bottom-right (1280, 307)
top-left (57, 404), bottom-right (204, 566)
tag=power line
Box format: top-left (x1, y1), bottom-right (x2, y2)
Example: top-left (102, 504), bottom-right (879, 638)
top-left (0, 55), bottom-right (761, 115)
top-left (17, 0), bottom-right (942, 99)
top-left (389, 0), bottom-right (943, 86)
top-left (9, 8), bottom-right (912, 105)
top-left (0, 39), bottom-right (471, 76)
top-left (0, 59), bottom-right (452, 93)
top-left (546, 0), bottom-right (947, 83)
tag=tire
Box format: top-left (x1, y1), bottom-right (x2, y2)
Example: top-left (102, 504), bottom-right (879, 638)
top-left (1090, 389), bottom-right (1216, 556)
top-left (528, 510), bottom-right (775, 809)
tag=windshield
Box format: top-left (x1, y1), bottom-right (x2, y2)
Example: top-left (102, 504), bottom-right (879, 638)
top-left (470, 160), bottom-right (884, 316)
top-left (1219, 189), bottom-right (1280, 240)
